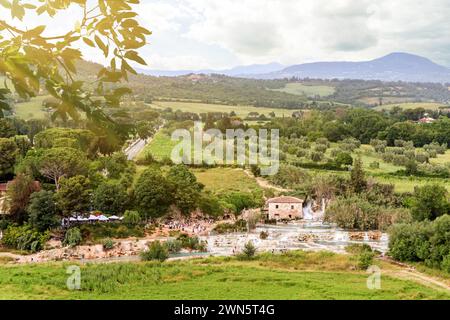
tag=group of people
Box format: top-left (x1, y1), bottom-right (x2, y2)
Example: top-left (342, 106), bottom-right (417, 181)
top-left (163, 218), bottom-right (215, 235)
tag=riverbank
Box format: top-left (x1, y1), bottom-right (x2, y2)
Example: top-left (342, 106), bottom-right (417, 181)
top-left (0, 221), bottom-right (389, 264)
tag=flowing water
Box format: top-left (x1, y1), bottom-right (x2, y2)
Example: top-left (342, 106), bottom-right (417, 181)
top-left (201, 221), bottom-right (389, 256)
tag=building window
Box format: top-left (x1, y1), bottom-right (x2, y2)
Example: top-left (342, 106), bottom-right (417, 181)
top-left (291, 205), bottom-right (294, 209)
top-left (275, 205), bottom-right (279, 209)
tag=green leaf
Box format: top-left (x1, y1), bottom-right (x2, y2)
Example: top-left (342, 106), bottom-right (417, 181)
top-left (94, 35), bottom-right (109, 57)
top-left (82, 37), bottom-right (95, 47)
top-left (124, 50), bottom-right (146, 65)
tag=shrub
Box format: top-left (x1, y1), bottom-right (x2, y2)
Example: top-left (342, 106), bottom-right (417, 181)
top-left (324, 196), bottom-right (379, 230)
top-left (136, 152), bottom-right (156, 165)
top-left (141, 241), bottom-right (169, 262)
top-left (403, 149), bottom-right (416, 159)
top-left (334, 152), bottom-right (353, 168)
top-left (442, 254), bottom-right (450, 273)
top-left (410, 184), bottom-right (449, 221)
top-left (340, 138), bottom-right (360, 151)
top-left (314, 144), bottom-right (328, 153)
top-left (238, 241), bottom-right (256, 260)
top-left (176, 234), bottom-right (206, 251)
top-left (392, 155), bottom-right (409, 166)
top-left (102, 238), bottom-right (114, 250)
top-left (415, 152), bottom-right (429, 164)
top-left (165, 239), bottom-right (182, 254)
top-left (369, 161), bottom-right (380, 169)
top-left (79, 223), bottom-right (144, 241)
top-left (358, 251), bottom-right (375, 270)
top-left (329, 148), bottom-right (340, 157)
top-left (388, 221), bottom-right (431, 262)
top-left (250, 164), bottom-right (261, 177)
top-left (1, 224), bottom-right (50, 252)
top-left (345, 243), bottom-right (372, 255)
top-left (381, 152), bottom-right (394, 163)
top-left (63, 227), bottom-right (82, 247)
top-left (123, 210), bottom-right (141, 226)
top-left (424, 142), bottom-right (447, 155)
top-left (316, 137), bottom-right (330, 147)
top-left (370, 139), bottom-right (387, 153)
top-left (346, 243), bottom-right (375, 270)
top-left (377, 208), bottom-right (412, 231)
top-left (296, 149), bottom-right (308, 158)
top-left (387, 147), bottom-right (405, 155)
top-left (260, 231), bottom-right (269, 240)
top-left (428, 149), bottom-right (437, 158)
top-left (310, 151), bottom-right (324, 162)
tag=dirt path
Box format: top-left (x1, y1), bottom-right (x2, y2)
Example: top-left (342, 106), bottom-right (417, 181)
top-left (381, 258), bottom-right (450, 292)
top-left (244, 170), bottom-right (292, 193)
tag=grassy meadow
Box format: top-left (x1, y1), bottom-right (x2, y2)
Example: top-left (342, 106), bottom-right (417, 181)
top-left (138, 132), bottom-right (179, 161)
top-left (0, 251), bottom-right (448, 300)
top-left (13, 95), bottom-right (52, 120)
top-left (151, 101), bottom-right (298, 118)
top-left (192, 167), bottom-right (262, 193)
top-left (270, 83), bottom-right (335, 97)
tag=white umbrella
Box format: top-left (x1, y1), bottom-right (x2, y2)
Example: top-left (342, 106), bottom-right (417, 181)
top-left (98, 215), bottom-right (109, 221)
top-left (109, 215), bottom-right (120, 220)
top-left (88, 215), bottom-right (99, 221)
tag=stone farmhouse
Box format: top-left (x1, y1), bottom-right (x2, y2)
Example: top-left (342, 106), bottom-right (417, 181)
top-left (264, 196), bottom-right (304, 221)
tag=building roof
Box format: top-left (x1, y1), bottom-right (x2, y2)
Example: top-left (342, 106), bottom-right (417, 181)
top-left (266, 196), bottom-right (303, 204)
top-left (0, 183), bottom-right (8, 192)
top-left (418, 117), bottom-right (435, 123)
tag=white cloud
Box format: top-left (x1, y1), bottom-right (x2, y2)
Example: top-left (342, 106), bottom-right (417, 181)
top-left (177, 0), bottom-right (450, 67)
top-left (2, 0), bottom-right (450, 69)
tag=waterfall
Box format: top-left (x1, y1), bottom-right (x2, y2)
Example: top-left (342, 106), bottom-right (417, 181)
top-left (363, 232), bottom-right (370, 241)
top-left (333, 230), bottom-right (349, 242)
top-left (303, 200), bottom-right (314, 220)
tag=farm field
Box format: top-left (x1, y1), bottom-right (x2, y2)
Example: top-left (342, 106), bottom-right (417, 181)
top-left (192, 167), bottom-right (262, 194)
top-left (137, 132), bottom-right (179, 161)
top-left (357, 96), bottom-right (415, 106)
top-left (270, 83), bottom-right (335, 97)
top-left (0, 251), bottom-right (448, 300)
top-left (150, 101), bottom-right (298, 118)
top-left (140, 133), bottom-right (450, 193)
top-left (12, 95), bottom-right (51, 120)
top-left (374, 102), bottom-right (448, 111)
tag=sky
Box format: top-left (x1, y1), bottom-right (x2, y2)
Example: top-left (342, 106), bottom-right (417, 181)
top-left (2, 0), bottom-right (450, 70)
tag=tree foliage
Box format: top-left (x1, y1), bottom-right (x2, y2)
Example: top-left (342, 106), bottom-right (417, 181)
top-left (28, 190), bottom-right (59, 231)
top-left (92, 180), bottom-right (129, 215)
top-left (0, 0), bottom-right (150, 140)
top-left (410, 184), bottom-right (449, 221)
top-left (38, 147), bottom-right (88, 189)
top-left (56, 175), bottom-right (91, 216)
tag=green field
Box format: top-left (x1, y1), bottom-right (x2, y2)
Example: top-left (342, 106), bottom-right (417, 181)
top-left (0, 251), bottom-right (448, 299)
top-left (138, 132), bottom-right (179, 161)
top-left (374, 102), bottom-right (448, 111)
top-left (151, 101), bottom-right (298, 118)
top-left (271, 83), bottom-right (335, 97)
top-left (193, 167), bottom-right (262, 193)
top-left (13, 95), bottom-right (51, 120)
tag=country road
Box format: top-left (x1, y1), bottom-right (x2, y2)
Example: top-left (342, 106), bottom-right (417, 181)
top-left (124, 123), bottom-right (165, 161)
top-left (125, 138), bottom-right (148, 160)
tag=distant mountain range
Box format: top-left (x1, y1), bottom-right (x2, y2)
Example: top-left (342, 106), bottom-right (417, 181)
top-left (138, 62), bottom-right (285, 77)
top-left (139, 53), bottom-right (450, 83)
